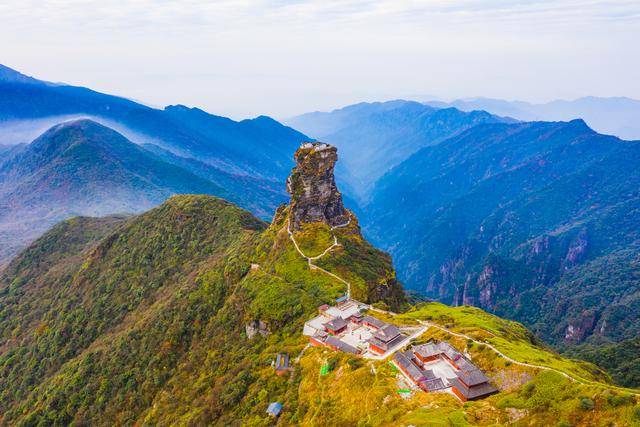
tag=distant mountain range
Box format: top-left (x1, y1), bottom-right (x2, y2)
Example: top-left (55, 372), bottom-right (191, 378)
top-left (366, 119), bottom-right (640, 347)
top-left (427, 96), bottom-right (640, 141)
top-left (290, 99), bottom-right (640, 352)
top-left (0, 64), bottom-right (308, 180)
top-left (286, 100), bottom-right (513, 202)
top-left (0, 64), bottom-right (312, 263)
top-left (0, 119), bottom-right (230, 262)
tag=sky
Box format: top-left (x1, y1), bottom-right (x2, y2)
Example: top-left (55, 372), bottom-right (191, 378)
top-left (1, 0), bottom-right (639, 119)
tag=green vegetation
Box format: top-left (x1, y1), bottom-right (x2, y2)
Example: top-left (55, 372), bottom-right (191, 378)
top-left (398, 303), bottom-right (610, 384)
top-left (366, 118), bottom-right (640, 353)
top-left (0, 195), bottom-right (637, 425)
top-left (566, 338), bottom-right (640, 388)
top-left (293, 222), bottom-right (334, 258)
top-left (0, 195), bottom-right (404, 425)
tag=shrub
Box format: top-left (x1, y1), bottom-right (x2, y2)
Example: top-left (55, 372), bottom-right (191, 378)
top-left (579, 398), bottom-right (594, 411)
top-left (521, 382), bottom-right (535, 398)
top-left (606, 393), bottom-right (633, 407)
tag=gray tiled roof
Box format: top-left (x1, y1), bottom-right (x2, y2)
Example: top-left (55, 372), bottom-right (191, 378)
top-left (368, 333), bottom-right (405, 351)
top-left (457, 368), bottom-right (489, 386)
top-left (374, 324), bottom-right (401, 342)
top-left (449, 377), bottom-right (498, 400)
top-left (393, 351), bottom-right (425, 382)
top-left (362, 315), bottom-right (386, 329)
top-left (421, 378), bottom-right (446, 391)
top-left (423, 369), bottom-right (437, 381)
top-left (325, 316), bottom-right (347, 331)
top-left (325, 335), bottom-right (359, 354)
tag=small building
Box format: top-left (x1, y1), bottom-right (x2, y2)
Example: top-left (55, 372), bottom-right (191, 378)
top-left (362, 315), bottom-right (385, 330)
top-left (336, 295), bottom-right (349, 304)
top-left (274, 353), bottom-right (290, 376)
top-left (413, 342), bottom-right (462, 366)
top-left (410, 341), bottom-right (498, 401)
top-left (449, 377), bottom-right (498, 402)
top-left (267, 402), bottom-right (283, 417)
top-left (309, 331), bottom-right (328, 347)
top-left (349, 312), bottom-right (363, 324)
top-left (325, 317), bottom-right (348, 335)
top-left (368, 324), bottom-right (406, 354)
top-left (393, 351), bottom-right (426, 384)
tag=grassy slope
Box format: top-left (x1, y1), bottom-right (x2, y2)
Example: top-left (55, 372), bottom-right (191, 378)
top-left (0, 196), bottom-right (638, 425)
top-left (295, 303), bottom-right (640, 426)
top-left (0, 196), bottom-right (404, 425)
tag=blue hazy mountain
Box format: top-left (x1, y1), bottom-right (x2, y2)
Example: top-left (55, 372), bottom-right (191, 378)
top-left (286, 100), bottom-right (513, 201)
top-left (0, 64), bottom-right (54, 86)
top-left (427, 96), bottom-right (640, 141)
top-left (0, 119), bottom-right (281, 263)
top-left (365, 119), bottom-right (640, 346)
top-left (0, 64), bottom-right (308, 181)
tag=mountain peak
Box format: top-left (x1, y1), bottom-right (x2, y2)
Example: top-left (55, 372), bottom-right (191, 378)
top-left (286, 142), bottom-right (348, 230)
top-left (32, 119), bottom-right (120, 151)
top-left (0, 64), bottom-right (47, 85)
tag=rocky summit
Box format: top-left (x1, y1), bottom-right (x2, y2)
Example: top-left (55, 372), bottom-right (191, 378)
top-left (286, 142), bottom-right (349, 230)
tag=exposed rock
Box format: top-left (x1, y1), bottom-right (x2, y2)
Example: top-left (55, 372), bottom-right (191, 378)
top-left (245, 320), bottom-right (269, 339)
top-left (563, 229), bottom-right (589, 270)
top-left (563, 312), bottom-right (598, 343)
top-left (477, 264), bottom-right (497, 308)
top-left (286, 142), bottom-right (348, 230)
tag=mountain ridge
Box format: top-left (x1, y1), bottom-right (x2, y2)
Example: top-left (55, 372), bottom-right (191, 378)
top-left (426, 96), bottom-right (640, 141)
top-left (286, 100), bottom-right (514, 202)
top-left (0, 119), bottom-right (237, 263)
top-left (365, 118), bottom-right (640, 349)
top-left (0, 64), bottom-right (309, 182)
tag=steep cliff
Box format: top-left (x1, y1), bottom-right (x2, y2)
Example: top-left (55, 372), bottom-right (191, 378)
top-left (286, 142), bottom-right (349, 231)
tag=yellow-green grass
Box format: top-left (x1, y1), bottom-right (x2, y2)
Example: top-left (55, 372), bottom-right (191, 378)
top-left (397, 303), bottom-right (640, 395)
top-left (293, 222), bottom-right (335, 258)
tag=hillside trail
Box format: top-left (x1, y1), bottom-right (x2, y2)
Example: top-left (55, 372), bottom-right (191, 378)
top-left (285, 216), bottom-right (640, 396)
top-left (287, 216), bottom-right (352, 298)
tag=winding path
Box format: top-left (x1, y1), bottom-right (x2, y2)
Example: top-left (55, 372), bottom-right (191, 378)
top-left (286, 216), bottom-right (639, 396)
top-left (287, 217), bottom-right (352, 298)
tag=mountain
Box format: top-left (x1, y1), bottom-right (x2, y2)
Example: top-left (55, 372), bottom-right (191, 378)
top-left (286, 100), bottom-right (513, 202)
top-left (0, 144), bottom-right (637, 425)
top-left (0, 64), bottom-right (308, 180)
top-left (366, 119), bottom-right (640, 349)
top-left (566, 338), bottom-right (640, 388)
top-left (0, 119), bottom-right (282, 264)
top-left (428, 96), bottom-right (640, 141)
top-left (0, 64), bottom-right (52, 86)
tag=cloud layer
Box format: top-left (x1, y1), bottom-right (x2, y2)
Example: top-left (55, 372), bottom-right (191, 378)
top-left (2, 0), bottom-right (639, 118)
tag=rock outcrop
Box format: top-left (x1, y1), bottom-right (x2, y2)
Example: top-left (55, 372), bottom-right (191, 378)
top-left (287, 142), bottom-right (349, 230)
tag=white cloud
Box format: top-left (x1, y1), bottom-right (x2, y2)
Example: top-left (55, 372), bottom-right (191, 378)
top-left (1, 0), bottom-right (638, 118)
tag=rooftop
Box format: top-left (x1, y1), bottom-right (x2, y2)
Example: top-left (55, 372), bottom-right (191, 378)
top-left (325, 316), bottom-right (348, 332)
top-left (394, 351), bottom-right (426, 382)
top-left (449, 377), bottom-right (498, 400)
top-left (267, 402), bottom-right (283, 416)
top-left (362, 315), bottom-right (385, 329)
top-left (325, 335), bottom-right (360, 354)
top-left (373, 324), bottom-right (401, 342)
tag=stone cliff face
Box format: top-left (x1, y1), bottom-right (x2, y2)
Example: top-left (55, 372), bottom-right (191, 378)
top-left (287, 142), bottom-right (349, 230)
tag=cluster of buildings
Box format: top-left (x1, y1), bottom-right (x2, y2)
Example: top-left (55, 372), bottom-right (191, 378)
top-left (393, 341), bottom-right (498, 401)
top-left (302, 298), bottom-right (409, 357)
top-left (301, 297), bottom-right (498, 402)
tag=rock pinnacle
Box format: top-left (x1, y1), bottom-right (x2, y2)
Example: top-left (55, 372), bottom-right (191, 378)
top-left (287, 142), bottom-right (349, 230)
